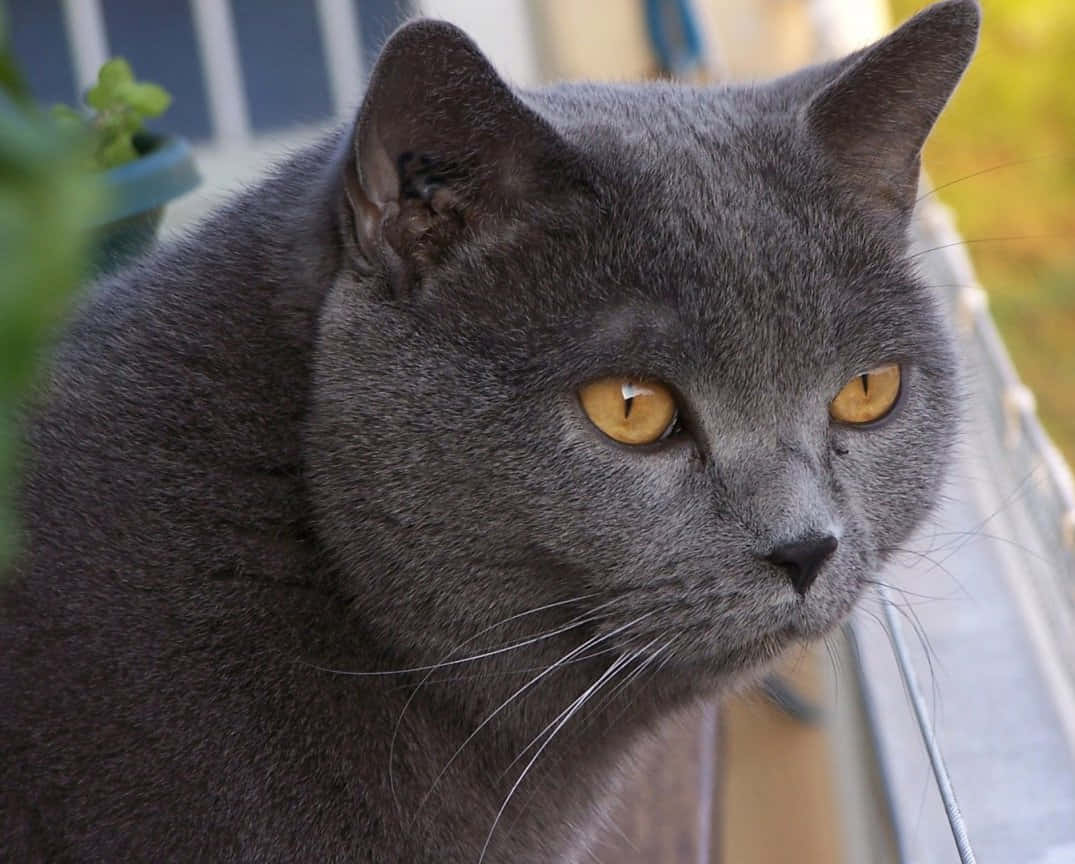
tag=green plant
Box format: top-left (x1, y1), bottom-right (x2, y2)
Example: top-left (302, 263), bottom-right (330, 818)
top-left (1, 10), bottom-right (102, 567)
top-left (51, 58), bottom-right (172, 171)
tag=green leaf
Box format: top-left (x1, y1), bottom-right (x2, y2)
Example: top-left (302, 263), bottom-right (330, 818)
top-left (50, 104), bottom-right (86, 132)
top-left (85, 82), bottom-right (113, 111)
top-left (97, 57), bottom-right (133, 90)
top-left (50, 104), bottom-right (84, 122)
top-left (86, 57), bottom-right (133, 110)
top-left (124, 82), bottom-right (171, 118)
top-left (94, 105), bottom-right (140, 139)
top-left (1, 101), bottom-right (103, 569)
top-left (98, 133), bottom-right (137, 169)
top-left (0, 54), bottom-right (29, 104)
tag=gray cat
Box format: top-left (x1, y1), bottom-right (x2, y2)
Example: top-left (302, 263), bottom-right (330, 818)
top-left (1, 1), bottom-right (978, 861)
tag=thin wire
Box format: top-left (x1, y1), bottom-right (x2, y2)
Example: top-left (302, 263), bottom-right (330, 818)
top-left (879, 583), bottom-right (977, 864)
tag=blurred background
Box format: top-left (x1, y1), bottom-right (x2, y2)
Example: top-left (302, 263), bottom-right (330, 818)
top-left (889, 0), bottom-right (1075, 465)
top-left (2, 1), bottom-right (1073, 862)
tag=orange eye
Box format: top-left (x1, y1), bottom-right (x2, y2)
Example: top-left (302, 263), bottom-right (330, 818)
top-left (829, 364), bottom-right (902, 424)
top-left (579, 378), bottom-right (679, 445)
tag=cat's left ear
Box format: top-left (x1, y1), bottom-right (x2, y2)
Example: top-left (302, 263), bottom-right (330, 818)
top-left (342, 19), bottom-right (585, 285)
top-left (799, 0), bottom-right (980, 220)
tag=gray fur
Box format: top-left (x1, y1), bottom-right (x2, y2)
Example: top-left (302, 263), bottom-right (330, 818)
top-left (1, 2), bottom-right (978, 861)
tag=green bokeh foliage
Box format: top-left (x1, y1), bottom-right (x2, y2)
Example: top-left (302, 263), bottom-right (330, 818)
top-left (1, 8), bottom-right (102, 566)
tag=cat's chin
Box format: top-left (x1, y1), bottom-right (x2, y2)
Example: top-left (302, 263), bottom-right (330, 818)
top-left (670, 623), bottom-right (803, 690)
top-left (742, 623), bottom-right (804, 666)
top-left (683, 605), bottom-right (853, 689)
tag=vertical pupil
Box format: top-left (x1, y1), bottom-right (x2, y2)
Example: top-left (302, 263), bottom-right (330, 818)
top-left (860, 373), bottom-right (870, 396)
top-left (621, 380), bottom-right (645, 419)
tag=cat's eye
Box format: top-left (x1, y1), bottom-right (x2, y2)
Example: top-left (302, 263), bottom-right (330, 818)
top-left (829, 363), bottom-right (902, 425)
top-left (579, 377), bottom-right (679, 445)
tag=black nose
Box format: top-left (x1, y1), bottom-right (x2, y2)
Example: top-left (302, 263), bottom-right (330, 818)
top-left (765, 535), bottom-right (838, 596)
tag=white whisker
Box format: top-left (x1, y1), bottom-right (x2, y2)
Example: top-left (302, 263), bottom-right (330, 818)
top-left (412, 610), bottom-right (657, 819)
top-left (385, 593), bottom-right (614, 815)
top-left (499, 636), bottom-right (663, 779)
top-left (477, 651), bottom-right (640, 864)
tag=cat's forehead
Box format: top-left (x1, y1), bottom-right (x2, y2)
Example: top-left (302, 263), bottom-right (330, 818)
top-left (533, 83), bottom-right (796, 177)
top-left (437, 83), bottom-right (936, 390)
top-left (532, 83), bottom-right (866, 276)
top-left (536, 87), bottom-right (897, 321)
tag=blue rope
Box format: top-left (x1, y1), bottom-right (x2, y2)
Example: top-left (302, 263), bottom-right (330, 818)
top-left (644, 0), bottom-right (705, 78)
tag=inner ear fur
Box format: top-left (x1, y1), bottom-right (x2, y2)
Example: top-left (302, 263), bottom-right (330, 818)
top-left (344, 19), bottom-right (584, 281)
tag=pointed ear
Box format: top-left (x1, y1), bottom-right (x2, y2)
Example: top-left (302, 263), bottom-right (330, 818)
top-left (800, 0), bottom-right (979, 219)
top-left (344, 19), bottom-right (583, 283)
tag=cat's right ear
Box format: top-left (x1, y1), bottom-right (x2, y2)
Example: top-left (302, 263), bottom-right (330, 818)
top-left (342, 19), bottom-right (584, 286)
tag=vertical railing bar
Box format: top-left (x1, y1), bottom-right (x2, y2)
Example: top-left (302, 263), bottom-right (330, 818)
top-left (695, 699), bottom-right (718, 864)
top-left (314, 0), bottom-right (366, 118)
top-left (879, 584), bottom-right (977, 864)
top-left (60, 0), bottom-right (110, 96)
top-left (188, 0), bottom-right (250, 144)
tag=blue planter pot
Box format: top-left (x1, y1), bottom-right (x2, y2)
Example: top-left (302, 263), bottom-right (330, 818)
top-left (92, 134), bottom-right (200, 274)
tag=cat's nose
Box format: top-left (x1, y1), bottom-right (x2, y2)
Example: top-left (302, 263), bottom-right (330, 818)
top-left (764, 534), bottom-right (838, 596)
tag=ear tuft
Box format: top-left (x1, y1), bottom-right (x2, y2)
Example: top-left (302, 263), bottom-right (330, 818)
top-left (801, 0), bottom-right (980, 218)
top-left (344, 20), bottom-right (581, 282)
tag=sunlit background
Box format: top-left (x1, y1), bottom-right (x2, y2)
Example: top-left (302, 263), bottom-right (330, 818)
top-left (892, 0), bottom-right (1075, 463)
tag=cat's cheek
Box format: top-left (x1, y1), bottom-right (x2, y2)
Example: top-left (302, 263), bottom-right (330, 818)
top-left (819, 429), bottom-right (899, 582)
top-left (835, 423), bottom-right (951, 558)
top-left (828, 428), bottom-right (854, 459)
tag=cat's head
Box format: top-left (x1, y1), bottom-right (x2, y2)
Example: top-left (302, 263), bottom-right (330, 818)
top-left (308, 1), bottom-right (979, 681)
